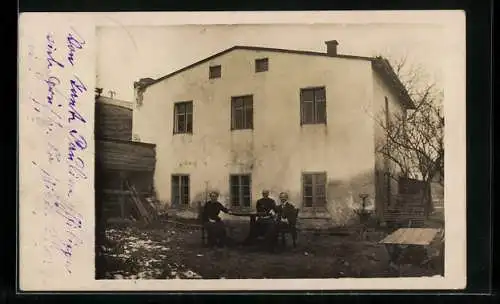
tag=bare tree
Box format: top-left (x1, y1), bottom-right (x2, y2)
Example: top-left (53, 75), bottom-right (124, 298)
top-left (375, 55), bottom-right (444, 213)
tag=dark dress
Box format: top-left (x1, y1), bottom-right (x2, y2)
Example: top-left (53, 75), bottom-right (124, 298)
top-left (202, 200), bottom-right (229, 246)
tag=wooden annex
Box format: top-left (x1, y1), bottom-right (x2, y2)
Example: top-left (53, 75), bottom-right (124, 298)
top-left (94, 96), bottom-right (157, 221)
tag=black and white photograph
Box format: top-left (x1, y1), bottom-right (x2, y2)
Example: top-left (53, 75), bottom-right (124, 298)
top-left (18, 11), bottom-right (466, 291)
top-left (95, 22), bottom-right (447, 281)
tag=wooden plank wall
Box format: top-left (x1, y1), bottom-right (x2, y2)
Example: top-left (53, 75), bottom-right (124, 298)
top-left (95, 102), bottom-right (133, 141)
top-left (96, 140), bottom-right (156, 172)
top-left (383, 193), bottom-right (426, 227)
top-left (95, 97), bottom-right (157, 221)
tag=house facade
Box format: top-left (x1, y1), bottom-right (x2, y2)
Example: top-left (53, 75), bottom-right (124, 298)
top-left (132, 41), bottom-right (414, 224)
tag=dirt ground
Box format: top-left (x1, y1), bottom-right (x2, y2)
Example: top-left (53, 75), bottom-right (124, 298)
top-left (99, 220), bottom-right (444, 280)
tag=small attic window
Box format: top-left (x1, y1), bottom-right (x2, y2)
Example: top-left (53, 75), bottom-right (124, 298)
top-left (255, 58), bottom-right (269, 73)
top-left (209, 65), bottom-right (221, 79)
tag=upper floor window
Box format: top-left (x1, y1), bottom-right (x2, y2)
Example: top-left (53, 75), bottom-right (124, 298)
top-left (209, 65), bottom-right (221, 79)
top-left (300, 87), bottom-right (326, 125)
top-left (255, 58), bottom-right (269, 73)
top-left (173, 101), bottom-right (193, 134)
top-left (230, 174), bottom-right (251, 207)
top-left (302, 172), bottom-right (327, 207)
top-left (231, 95), bottom-right (253, 130)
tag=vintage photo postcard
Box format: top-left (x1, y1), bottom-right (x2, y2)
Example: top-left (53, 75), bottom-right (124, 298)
top-left (18, 11), bottom-right (466, 291)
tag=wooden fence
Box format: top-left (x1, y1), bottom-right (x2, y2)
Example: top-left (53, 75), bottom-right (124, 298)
top-left (383, 193), bottom-right (426, 228)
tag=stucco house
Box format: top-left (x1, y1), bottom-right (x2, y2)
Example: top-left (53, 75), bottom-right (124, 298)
top-left (132, 40), bottom-right (415, 225)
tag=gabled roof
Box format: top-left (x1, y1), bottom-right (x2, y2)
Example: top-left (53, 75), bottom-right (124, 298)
top-left (140, 45), bottom-right (415, 109)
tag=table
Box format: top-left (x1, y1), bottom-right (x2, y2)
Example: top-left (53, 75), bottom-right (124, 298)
top-left (379, 228), bottom-right (443, 271)
top-left (229, 211), bottom-right (267, 243)
top-left (230, 211), bottom-right (259, 221)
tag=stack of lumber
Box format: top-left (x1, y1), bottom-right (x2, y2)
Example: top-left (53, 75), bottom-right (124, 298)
top-left (125, 181), bottom-right (154, 224)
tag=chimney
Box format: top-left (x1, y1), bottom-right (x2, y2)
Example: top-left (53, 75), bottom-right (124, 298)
top-left (325, 40), bottom-right (339, 56)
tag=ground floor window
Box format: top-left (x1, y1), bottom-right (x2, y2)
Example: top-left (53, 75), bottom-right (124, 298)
top-left (230, 174), bottom-right (251, 207)
top-left (302, 172), bottom-right (327, 207)
top-left (172, 174), bottom-right (190, 205)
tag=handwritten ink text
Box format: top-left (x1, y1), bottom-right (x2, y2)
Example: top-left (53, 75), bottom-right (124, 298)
top-left (29, 30), bottom-right (89, 275)
top-left (45, 76), bottom-right (61, 105)
top-left (66, 31), bottom-right (86, 66)
top-left (68, 76), bottom-right (87, 124)
top-left (46, 34), bottom-right (65, 69)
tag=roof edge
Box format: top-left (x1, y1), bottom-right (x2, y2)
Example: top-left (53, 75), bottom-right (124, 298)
top-left (96, 138), bottom-right (156, 148)
top-left (371, 57), bottom-right (416, 109)
top-left (139, 45), bottom-right (415, 110)
top-left (96, 96), bottom-right (134, 110)
top-left (139, 45), bottom-right (375, 90)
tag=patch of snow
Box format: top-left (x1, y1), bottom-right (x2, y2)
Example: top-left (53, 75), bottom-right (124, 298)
top-left (182, 270), bottom-right (202, 279)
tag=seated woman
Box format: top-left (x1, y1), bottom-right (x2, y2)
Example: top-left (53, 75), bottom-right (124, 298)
top-left (202, 191), bottom-right (231, 247)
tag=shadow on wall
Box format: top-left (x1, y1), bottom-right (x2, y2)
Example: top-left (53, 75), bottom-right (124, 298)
top-left (325, 170), bottom-right (376, 226)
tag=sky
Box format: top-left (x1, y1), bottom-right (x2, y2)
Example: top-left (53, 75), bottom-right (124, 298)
top-left (96, 23), bottom-right (446, 102)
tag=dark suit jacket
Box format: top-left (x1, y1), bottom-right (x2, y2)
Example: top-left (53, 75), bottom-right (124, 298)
top-left (256, 197), bottom-right (277, 215)
top-left (276, 202), bottom-right (297, 225)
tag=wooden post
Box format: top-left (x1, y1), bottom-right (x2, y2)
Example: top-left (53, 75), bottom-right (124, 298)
top-left (119, 171), bottom-right (126, 218)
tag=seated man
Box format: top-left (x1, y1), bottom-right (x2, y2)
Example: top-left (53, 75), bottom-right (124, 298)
top-left (264, 192), bottom-right (297, 251)
top-left (202, 191), bottom-right (231, 247)
top-left (275, 192), bottom-right (297, 229)
top-left (245, 190), bottom-right (277, 244)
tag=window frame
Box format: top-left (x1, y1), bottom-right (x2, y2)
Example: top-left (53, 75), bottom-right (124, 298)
top-left (300, 86), bottom-right (327, 125)
top-left (255, 58), bottom-right (269, 73)
top-left (173, 101), bottom-right (193, 134)
top-left (171, 174), bottom-right (190, 206)
top-left (229, 174), bottom-right (252, 208)
top-left (230, 95), bottom-right (254, 130)
top-left (209, 65), bottom-right (222, 79)
top-left (302, 172), bottom-right (327, 207)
